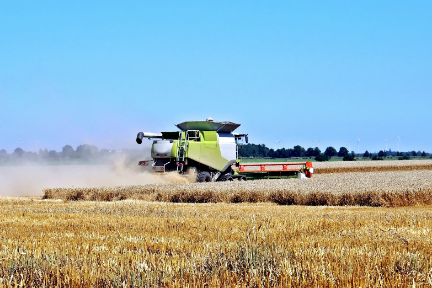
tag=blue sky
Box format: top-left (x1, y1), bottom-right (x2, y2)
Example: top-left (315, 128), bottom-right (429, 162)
top-left (1, 1), bottom-right (431, 153)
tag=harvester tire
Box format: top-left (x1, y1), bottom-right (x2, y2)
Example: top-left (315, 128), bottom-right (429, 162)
top-left (219, 174), bottom-right (234, 182)
top-left (197, 171), bottom-right (212, 182)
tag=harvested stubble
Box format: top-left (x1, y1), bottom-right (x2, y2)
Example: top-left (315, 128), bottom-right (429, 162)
top-left (1, 199), bottom-right (432, 287)
top-left (313, 159), bottom-right (432, 174)
top-left (44, 170), bottom-right (432, 207)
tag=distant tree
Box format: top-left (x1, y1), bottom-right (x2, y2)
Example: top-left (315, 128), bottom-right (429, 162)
top-left (13, 148), bottom-right (24, 157)
top-left (338, 147), bottom-right (349, 157)
top-left (421, 151), bottom-right (427, 157)
top-left (76, 144), bottom-right (99, 159)
top-left (268, 148), bottom-right (275, 158)
top-left (277, 149), bottom-right (284, 158)
top-left (324, 146), bottom-right (337, 158)
top-left (313, 147), bottom-right (321, 157)
top-left (399, 155), bottom-right (410, 160)
top-left (292, 145), bottom-right (306, 157)
top-left (378, 150), bottom-right (385, 158)
top-left (274, 148), bottom-right (284, 158)
top-left (62, 145), bottom-right (75, 158)
top-left (0, 149), bottom-right (8, 162)
top-left (343, 152), bottom-right (356, 161)
top-left (258, 144), bottom-right (265, 157)
top-left (305, 147), bottom-right (315, 157)
top-left (412, 151), bottom-right (417, 156)
top-left (315, 154), bottom-right (329, 162)
top-left (363, 150), bottom-right (370, 158)
top-left (38, 149), bottom-right (49, 159)
top-left (372, 156), bottom-right (383, 160)
top-left (239, 143), bottom-right (272, 158)
top-left (48, 150), bottom-right (58, 159)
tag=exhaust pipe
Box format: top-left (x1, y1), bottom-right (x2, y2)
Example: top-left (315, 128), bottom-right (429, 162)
top-left (136, 132), bottom-right (144, 144)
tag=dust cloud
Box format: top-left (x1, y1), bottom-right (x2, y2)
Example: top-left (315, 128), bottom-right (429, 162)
top-left (0, 155), bottom-right (194, 197)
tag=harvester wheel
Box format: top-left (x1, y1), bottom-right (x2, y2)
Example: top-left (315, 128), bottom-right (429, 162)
top-left (239, 176), bottom-right (247, 181)
top-left (197, 171), bottom-right (212, 182)
top-left (219, 174), bottom-right (234, 182)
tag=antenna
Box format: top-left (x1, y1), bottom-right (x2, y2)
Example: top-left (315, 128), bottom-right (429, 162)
top-left (275, 140), bottom-right (280, 150)
top-left (397, 136), bottom-right (400, 153)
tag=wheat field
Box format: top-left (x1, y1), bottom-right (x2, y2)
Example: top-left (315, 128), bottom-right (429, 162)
top-left (0, 198), bottom-right (431, 287)
top-left (3, 161), bottom-right (432, 286)
top-left (44, 170), bottom-right (432, 207)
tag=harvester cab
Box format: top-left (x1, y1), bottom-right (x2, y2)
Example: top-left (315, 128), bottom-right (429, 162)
top-left (136, 119), bottom-right (313, 182)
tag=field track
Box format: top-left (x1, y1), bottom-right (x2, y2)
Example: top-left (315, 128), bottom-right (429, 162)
top-left (44, 169), bottom-right (432, 207)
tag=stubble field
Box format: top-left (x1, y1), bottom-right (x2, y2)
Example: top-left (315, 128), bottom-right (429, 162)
top-left (1, 160), bottom-right (432, 287)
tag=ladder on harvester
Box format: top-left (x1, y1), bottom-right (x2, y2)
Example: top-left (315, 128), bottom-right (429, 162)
top-left (176, 132), bottom-right (186, 172)
top-left (176, 130), bottom-right (200, 172)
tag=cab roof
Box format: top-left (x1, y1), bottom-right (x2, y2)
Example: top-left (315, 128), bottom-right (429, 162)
top-left (175, 121), bottom-right (241, 134)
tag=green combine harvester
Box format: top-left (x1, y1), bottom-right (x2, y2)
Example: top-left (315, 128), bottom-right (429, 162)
top-left (136, 118), bottom-right (313, 182)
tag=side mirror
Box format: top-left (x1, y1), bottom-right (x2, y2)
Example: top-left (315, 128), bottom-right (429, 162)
top-left (245, 135), bottom-right (249, 144)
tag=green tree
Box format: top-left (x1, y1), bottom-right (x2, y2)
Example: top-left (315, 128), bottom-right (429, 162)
top-left (62, 145), bottom-right (75, 158)
top-left (258, 144), bottom-right (269, 157)
top-left (48, 150), bottom-right (58, 159)
top-left (292, 145), bottom-right (306, 157)
top-left (13, 148), bottom-right (24, 157)
top-left (363, 150), bottom-right (370, 158)
top-left (313, 147), bottom-right (321, 156)
top-left (338, 147), bottom-right (349, 157)
top-left (421, 151), bottom-right (427, 157)
top-left (343, 152), bottom-right (356, 161)
top-left (315, 154), bottom-right (329, 162)
top-left (324, 146), bottom-right (337, 158)
top-left (305, 147), bottom-right (315, 157)
top-left (378, 150), bottom-right (385, 158)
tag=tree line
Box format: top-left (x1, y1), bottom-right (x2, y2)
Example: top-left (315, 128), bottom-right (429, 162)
top-left (239, 144), bottom-right (430, 161)
top-left (0, 144), bottom-right (124, 163)
top-left (0, 143), bottom-right (429, 164)
top-left (240, 144), bottom-right (321, 158)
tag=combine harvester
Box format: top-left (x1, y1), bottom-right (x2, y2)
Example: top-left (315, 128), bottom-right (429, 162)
top-left (136, 118), bottom-right (313, 182)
